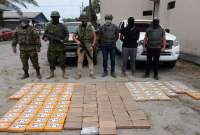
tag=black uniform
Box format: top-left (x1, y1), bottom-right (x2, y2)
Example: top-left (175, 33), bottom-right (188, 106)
top-left (145, 26), bottom-right (165, 77)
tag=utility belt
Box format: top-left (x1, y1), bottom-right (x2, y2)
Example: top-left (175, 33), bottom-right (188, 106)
top-left (80, 39), bottom-right (92, 43)
top-left (19, 41), bottom-right (30, 45)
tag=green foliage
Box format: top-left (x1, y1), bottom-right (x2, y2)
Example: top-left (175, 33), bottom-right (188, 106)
top-left (62, 18), bottom-right (78, 22)
top-left (82, 0), bottom-right (100, 27)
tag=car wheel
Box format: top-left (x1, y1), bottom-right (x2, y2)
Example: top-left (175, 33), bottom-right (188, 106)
top-left (167, 61), bottom-right (176, 68)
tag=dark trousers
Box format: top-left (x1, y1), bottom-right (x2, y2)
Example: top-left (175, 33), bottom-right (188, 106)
top-left (122, 47), bottom-right (137, 73)
top-left (145, 48), bottom-right (161, 77)
top-left (101, 45), bottom-right (116, 73)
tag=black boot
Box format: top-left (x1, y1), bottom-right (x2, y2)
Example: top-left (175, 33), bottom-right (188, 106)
top-left (21, 70), bottom-right (29, 80)
top-left (47, 70), bottom-right (54, 79)
top-left (101, 72), bottom-right (108, 77)
top-left (154, 75), bottom-right (159, 80)
top-left (36, 69), bottom-right (42, 79)
top-left (143, 73), bottom-right (150, 78)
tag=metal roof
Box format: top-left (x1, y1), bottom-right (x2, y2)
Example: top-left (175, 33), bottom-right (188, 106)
top-left (0, 4), bottom-right (13, 11)
top-left (3, 11), bottom-right (42, 19)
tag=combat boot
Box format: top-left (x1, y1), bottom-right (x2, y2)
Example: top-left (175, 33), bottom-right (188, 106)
top-left (89, 74), bottom-right (96, 79)
top-left (21, 70), bottom-right (29, 80)
top-left (36, 69), bottom-right (42, 79)
top-left (121, 71), bottom-right (127, 77)
top-left (47, 70), bottom-right (54, 79)
top-left (62, 69), bottom-right (68, 79)
top-left (75, 74), bottom-right (81, 80)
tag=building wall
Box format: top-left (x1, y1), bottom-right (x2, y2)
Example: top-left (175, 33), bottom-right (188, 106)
top-left (159, 0), bottom-right (200, 56)
top-left (100, 0), bottom-right (154, 25)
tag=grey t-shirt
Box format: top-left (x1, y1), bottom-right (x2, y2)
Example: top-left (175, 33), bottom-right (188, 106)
top-left (146, 26), bottom-right (165, 48)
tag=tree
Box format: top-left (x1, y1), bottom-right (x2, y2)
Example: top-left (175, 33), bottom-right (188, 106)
top-left (0, 0), bottom-right (38, 26)
top-left (83, 0), bottom-right (100, 27)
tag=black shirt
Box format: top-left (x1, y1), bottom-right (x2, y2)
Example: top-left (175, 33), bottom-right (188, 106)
top-left (121, 26), bottom-right (140, 48)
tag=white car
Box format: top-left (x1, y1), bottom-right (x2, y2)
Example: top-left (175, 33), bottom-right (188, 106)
top-left (116, 20), bottom-right (180, 68)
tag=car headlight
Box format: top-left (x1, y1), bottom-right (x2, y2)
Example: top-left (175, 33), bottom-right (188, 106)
top-left (173, 39), bottom-right (179, 47)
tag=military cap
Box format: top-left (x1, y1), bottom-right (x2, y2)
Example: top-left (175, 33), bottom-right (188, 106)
top-left (51, 11), bottom-right (60, 17)
top-left (79, 13), bottom-right (89, 21)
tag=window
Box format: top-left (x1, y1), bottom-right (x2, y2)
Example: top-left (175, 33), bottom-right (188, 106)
top-left (167, 1), bottom-right (176, 10)
top-left (143, 10), bottom-right (153, 16)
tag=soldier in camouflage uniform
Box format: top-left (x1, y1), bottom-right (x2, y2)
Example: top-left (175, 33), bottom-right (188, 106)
top-left (43, 11), bottom-right (69, 79)
top-left (73, 14), bottom-right (97, 79)
top-left (12, 17), bottom-right (42, 79)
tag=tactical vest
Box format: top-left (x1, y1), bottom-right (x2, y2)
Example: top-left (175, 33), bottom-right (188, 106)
top-left (78, 24), bottom-right (93, 43)
top-left (101, 24), bottom-right (117, 44)
top-left (17, 26), bottom-right (35, 45)
top-left (47, 23), bottom-right (66, 44)
top-left (147, 27), bottom-right (164, 48)
top-left (46, 23), bottom-right (67, 51)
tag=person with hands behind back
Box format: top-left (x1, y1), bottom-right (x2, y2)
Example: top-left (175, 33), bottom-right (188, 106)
top-left (143, 18), bottom-right (166, 80)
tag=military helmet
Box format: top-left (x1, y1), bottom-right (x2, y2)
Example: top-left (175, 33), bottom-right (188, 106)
top-left (79, 13), bottom-right (89, 21)
top-left (105, 14), bottom-right (113, 20)
top-left (51, 11), bottom-right (60, 17)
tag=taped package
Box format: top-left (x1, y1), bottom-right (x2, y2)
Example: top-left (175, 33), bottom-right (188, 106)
top-left (7, 124), bottom-right (26, 133)
top-left (0, 117), bottom-right (17, 124)
top-left (44, 123), bottom-right (63, 132)
top-left (26, 122), bottom-right (46, 132)
top-left (186, 91), bottom-right (200, 100)
top-left (0, 123), bottom-right (11, 132)
top-left (48, 117), bottom-right (65, 124)
top-left (32, 117), bottom-right (48, 123)
top-left (14, 118), bottom-right (31, 125)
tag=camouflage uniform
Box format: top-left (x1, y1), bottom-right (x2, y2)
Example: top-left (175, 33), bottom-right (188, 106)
top-left (76, 23), bottom-right (95, 76)
top-left (44, 22), bottom-right (69, 71)
top-left (12, 25), bottom-right (41, 73)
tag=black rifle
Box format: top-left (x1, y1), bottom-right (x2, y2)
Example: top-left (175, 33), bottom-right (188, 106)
top-left (79, 40), bottom-right (93, 61)
top-left (44, 33), bottom-right (93, 61)
top-left (43, 33), bottom-right (64, 44)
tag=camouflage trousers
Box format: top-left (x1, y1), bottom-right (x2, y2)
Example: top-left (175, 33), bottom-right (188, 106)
top-left (47, 50), bottom-right (65, 71)
top-left (20, 50), bottom-right (40, 71)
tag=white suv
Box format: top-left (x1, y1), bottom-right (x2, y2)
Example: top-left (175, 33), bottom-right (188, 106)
top-left (116, 20), bottom-right (180, 68)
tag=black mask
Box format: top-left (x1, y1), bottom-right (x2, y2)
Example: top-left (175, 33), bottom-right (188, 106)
top-left (51, 17), bottom-right (59, 25)
top-left (82, 21), bottom-right (87, 27)
top-left (152, 19), bottom-right (160, 29)
top-left (128, 17), bottom-right (135, 28)
top-left (21, 21), bottom-right (29, 29)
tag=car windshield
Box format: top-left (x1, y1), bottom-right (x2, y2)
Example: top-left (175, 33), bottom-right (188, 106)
top-left (66, 23), bottom-right (80, 33)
